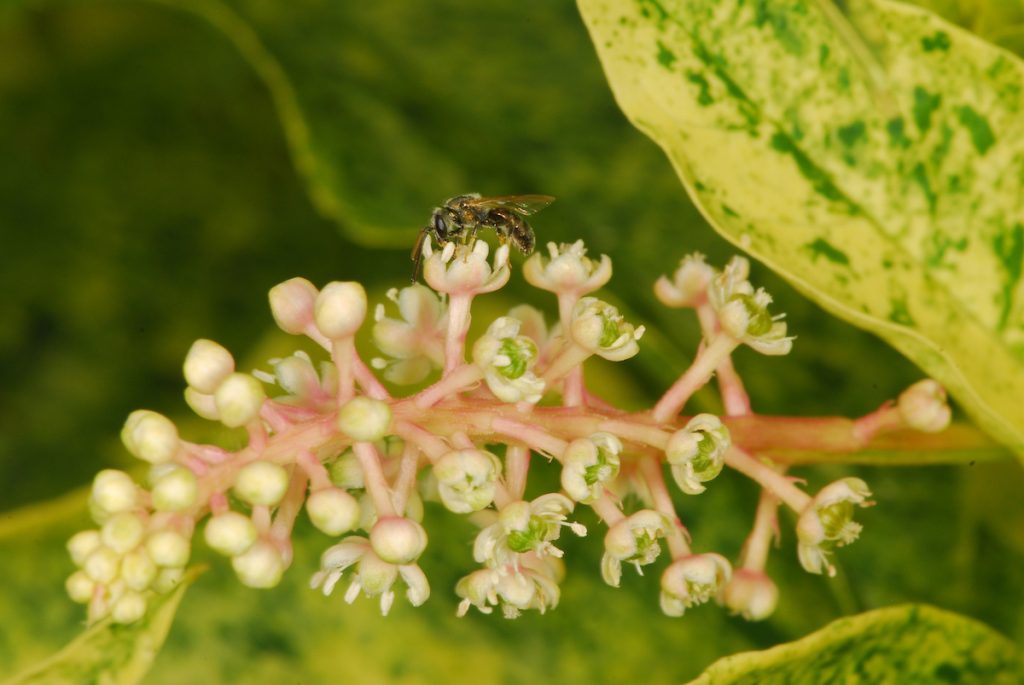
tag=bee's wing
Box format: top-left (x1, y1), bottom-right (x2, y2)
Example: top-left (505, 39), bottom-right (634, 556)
top-left (462, 194), bottom-right (555, 216)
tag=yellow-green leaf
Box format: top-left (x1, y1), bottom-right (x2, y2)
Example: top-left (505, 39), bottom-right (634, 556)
top-left (688, 604), bottom-right (1024, 684)
top-left (2, 568), bottom-right (199, 685)
top-left (578, 0), bottom-right (1024, 457)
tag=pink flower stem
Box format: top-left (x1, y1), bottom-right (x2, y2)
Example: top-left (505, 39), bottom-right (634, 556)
top-left (391, 442), bottom-right (421, 516)
top-left (260, 403), bottom-right (293, 433)
top-left (590, 493), bottom-right (625, 525)
top-left (414, 364), bottom-right (483, 409)
top-left (353, 354), bottom-right (391, 400)
top-left (208, 491), bottom-right (230, 516)
top-left (444, 293), bottom-right (474, 375)
top-left (392, 420), bottom-right (449, 462)
top-left (852, 401), bottom-right (903, 442)
top-left (353, 442), bottom-right (397, 518)
top-left (724, 446), bottom-right (810, 512)
top-left (652, 333), bottom-right (739, 423)
top-left (505, 444), bottom-right (531, 501)
top-left (639, 457), bottom-right (691, 558)
top-left (246, 418), bottom-right (268, 452)
top-left (270, 466), bottom-right (309, 564)
top-left (541, 343), bottom-right (592, 385)
top-left (297, 449), bottom-right (333, 491)
top-left (252, 505), bottom-right (272, 533)
top-left (331, 337), bottom-right (356, 405)
top-left (558, 292), bottom-right (585, 407)
top-left (697, 304), bottom-right (751, 416)
top-left (739, 487), bottom-right (780, 571)
top-left (598, 418), bottom-right (671, 450)
top-left (490, 417), bottom-right (568, 460)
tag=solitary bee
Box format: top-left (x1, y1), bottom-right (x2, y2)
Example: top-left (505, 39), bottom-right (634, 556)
top-left (412, 193), bottom-right (555, 279)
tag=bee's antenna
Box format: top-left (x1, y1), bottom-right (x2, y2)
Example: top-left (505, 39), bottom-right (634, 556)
top-left (411, 229), bottom-right (428, 283)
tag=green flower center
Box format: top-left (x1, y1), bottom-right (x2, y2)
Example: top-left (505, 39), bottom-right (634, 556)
top-left (818, 501), bottom-right (854, 540)
top-left (732, 294), bottom-right (773, 336)
top-left (599, 315), bottom-right (622, 347)
top-left (506, 516), bottom-right (550, 553)
top-left (496, 337), bottom-right (536, 379)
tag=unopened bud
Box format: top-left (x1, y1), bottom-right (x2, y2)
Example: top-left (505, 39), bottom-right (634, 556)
top-left (121, 410), bottom-right (180, 464)
top-left (370, 517), bottom-right (427, 565)
top-left (66, 571), bottom-right (95, 604)
top-left (234, 461), bottom-right (290, 507)
top-left (101, 512), bottom-right (146, 554)
top-left (337, 397), bottom-right (392, 442)
top-left (269, 277), bottom-right (319, 335)
top-left (111, 591), bottom-right (147, 624)
top-left (83, 546), bottom-right (120, 583)
top-left (121, 549), bottom-right (158, 591)
top-left (232, 541), bottom-right (285, 589)
top-left (145, 530), bottom-right (191, 568)
top-left (214, 373), bottom-right (266, 428)
top-left (898, 380), bottom-right (951, 433)
top-left (67, 530), bottom-right (102, 566)
top-left (91, 470), bottom-right (138, 515)
top-left (151, 466), bottom-right (199, 512)
top-left (307, 488), bottom-right (361, 536)
top-left (183, 339), bottom-right (235, 394)
top-left (315, 281), bottom-right (367, 339)
top-left (204, 511), bottom-right (258, 557)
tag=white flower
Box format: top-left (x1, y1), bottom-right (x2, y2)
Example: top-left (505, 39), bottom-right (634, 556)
top-left (797, 477), bottom-right (873, 576)
top-left (121, 410), bottom-right (180, 464)
top-left (708, 257), bottom-right (793, 356)
top-left (665, 414), bottom-right (730, 495)
top-left (310, 536), bottom-right (429, 616)
top-left (560, 432), bottom-right (622, 503)
top-left (722, 569), bottom-right (778, 621)
top-left (371, 285), bottom-right (447, 385)
top-left (654, 253), bottom-right (715, 308)
top-left (601, 509), bottom-right (669, 587)
top-left (659, 553), bottom-right (732, 617)
top-left (898, 380), bottom-right (951, 433)
top-left (183, 339), bottom-right (235, 394)
top-left (456, 556), bottom-right (561, 619)
top-left (314, 281), bottom-right (368, 340)
top-left (570, 297), bottom-right (644, 362)
top-left (268, 351), bottom-right (336, 405)
top-left (522, 240), bottom-right (612, 296)
top-left (422, 238), bottom-right (510, 295)
top-left (337, 397), bottom-right (392, 442)
top-left (472, 317), bottom-right (545, 403)
top-left (474, 494), bottom-right (586, 568)
top-left (434, 449), bottom-right (502, 514)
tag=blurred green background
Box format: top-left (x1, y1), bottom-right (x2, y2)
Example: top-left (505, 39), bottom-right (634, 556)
top-left (0, 1), bottom-right (1022, 683)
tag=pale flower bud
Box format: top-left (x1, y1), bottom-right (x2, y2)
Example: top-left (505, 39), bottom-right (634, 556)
top-left (560, 432), bottom-right (622, 503)
top-left (898, 380), bottom-right (951, 433)
top-left (145, 530), bottom-right (191, 568)
top-left (232, 541), bottom-right (285, 589)
top-left (214, 372), bottom-right (266, 428)
top-left (797, 477), bottom-right (873, 576)
top-left (111, 591), bottom-right (148, 624)
top-left (666, 414), bottom-right (730, 495)
top-left (184, 387), bottom-right (220, 420)
top-left (101, 512), bottom-right (146, 554)
top-left (67, 530), bottom-right (102, 566)
top-left (659, 553), bottom-right (732, 617)
top-left (153, 568), bottom-right (185, 594)
top-left (314, 281), bottom-right (367, 340)
top-left (151, 466), bottom-right (199, 512)
top-left (204, 511), bottom-right (258, 557)
top-left (66, 571), bottom-right (95, 604)
top-left (522, 240), bottom-right (612, 296)
top-left (654, 253), bottom-right (715, 308)
top-left (307, 488), bottom-right (361, 536)
top-left (121, 410), bottom-right (181, 464)
top-left (234, 461), bottom-right (290, 507)
top-left (337, 397), bottom-right (392, 442)
top-left (370, 517), bottom-right (427, 565)
top-left (273, 353), bottom-right (321, 399)
top-left (84, 546), bottom-right (120, 583)
top-left (472, 317), bottom-right (545, 403)
top-left (183, 339), bottom-right (235, 394)
top-left (722, 569), bottom-right (778, 621)
top-left (328, 450), bottom-right (364, 490)
top-left (434, 449), bottom-right (502, 514)
top-left (91, 470), bottom-right (138, 515)
top-left (269, 277), bottom-right (318, 335)
top-left (571, 297), bottom-right (644, 362)
top-left (121, 549), bottom-right (158, 591)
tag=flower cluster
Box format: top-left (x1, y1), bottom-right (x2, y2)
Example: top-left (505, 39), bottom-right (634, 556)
top-left (67, 235), bottom-right (951, 624)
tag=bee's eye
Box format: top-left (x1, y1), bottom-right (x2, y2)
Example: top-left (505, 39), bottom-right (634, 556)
top-left (433, 214), bottom-right (447, 236)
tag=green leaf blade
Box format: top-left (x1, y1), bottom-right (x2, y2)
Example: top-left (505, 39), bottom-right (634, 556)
top-left (688, 604), bottom-right (1024, 685)
top-left (579, 0), bottom-right (1024, 457)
